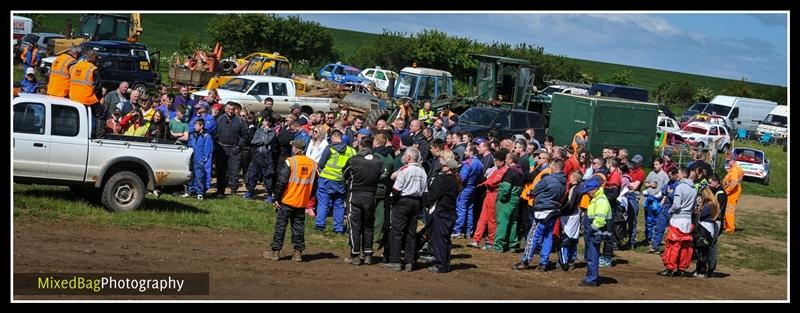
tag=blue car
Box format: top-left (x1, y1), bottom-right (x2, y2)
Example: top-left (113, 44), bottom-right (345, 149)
top-left (319, 62), bottom-right (365, 85)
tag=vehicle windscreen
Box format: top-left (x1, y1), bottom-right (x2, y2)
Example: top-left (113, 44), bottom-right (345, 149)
top-left (21, 33), bottom-right (39, 44)
top-left (219, 78), bottom-right (255, 93)
top-left (687, 103), bottom-right (708, 113)
top-left (394, 73), bottom-right (418, 98)
top-left (703, 104), bottom-right (731, 116)
top-left (764, 114), bottom-right (787, 126)
top-left (346, 69), bottom-right (360, 76)
top-left (459, 108), bottom-right (498, 126)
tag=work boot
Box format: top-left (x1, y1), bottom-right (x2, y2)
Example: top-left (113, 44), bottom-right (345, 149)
top-left (384, 263), bottom-right (402, 271)
top-left (657, 269), bottom-right (675, 277)
top-left (264, 250), bottom-right (280, 261)
top-left (466, 241), bottom-right (481, 248)
top-left (363, 255), bottom-right (373, 265)
top-left (292, 249), bottom-right (303, 262)
top-left (350, 254), bottom-right (362, 266)
top-left (242, 192), bottom-right (253, 199)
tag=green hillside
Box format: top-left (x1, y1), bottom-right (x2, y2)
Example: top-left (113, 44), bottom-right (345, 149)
top-left (22, 14), bottom-right (785, 102)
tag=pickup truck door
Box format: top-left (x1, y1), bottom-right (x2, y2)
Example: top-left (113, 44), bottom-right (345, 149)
top-left (246, 82), bottom-right (272, 111)
top-left (13, 101), bottom-right (50, 178)
top-left (270, 82), bottom-right (291, 105)
top-left (47, 103), bottom-right (89, 181)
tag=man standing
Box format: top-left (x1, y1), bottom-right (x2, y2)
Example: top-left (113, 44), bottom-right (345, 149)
top-left (658, 167), bottom-right (698, 277)
top-left (409, 120), bottom-right (431, 168)
top-left (371, 134), bottom-right (395, 257)
top-left (343, 137), bottom-right (385, 266)
top-left (418, 100), bottom-right (435, 126)
top-left (102, 81), bottom-right (129, 117)
top-left (723, 154), bottom-right (744, 234)
top-left (425, 158), bottom-right (460, 273)
top-left (432, 118), bottom-right (447, 141)
top-left (493, 152), bottom-right (524, 253)
top-left (452, 145), bottom-right (484, 239)
top-left (214, 103), bottom-right (249, 197)
top-left (571, 128), bottom-right (589, 153)
top-left (20, 42), bottom-right (39, 73)
top-left (579, 177), bottom-right (610, 287)
top-left (68, 50), bottom-right (104, 138)
top-left (244, 117), bottom-right (277, 202)
top-left (643, 157), bottom-right (670, 247)
top-left (385, 147), bottom-right (427, 272)
top-left (315, 130), bottom-right (357, 233)
top-left (172, 85), bottom-right (195, 111)
top-left (625, 154), bottom-right (646, 248)
top-left (47, 46), bottom-right (80, 97)
top-left (514, 159), bottom-right (566, 271)
top-left (257, 97), bottom-right (279, 126)
top-left (266, 140), bottom-right (317, 263)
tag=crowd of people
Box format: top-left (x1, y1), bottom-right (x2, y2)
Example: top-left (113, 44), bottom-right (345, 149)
top-left (34, 48), bottom-right (746, 285)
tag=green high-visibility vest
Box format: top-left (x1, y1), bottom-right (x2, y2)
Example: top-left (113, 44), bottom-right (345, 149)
top-left (319, 146), bottom-right (357, 181)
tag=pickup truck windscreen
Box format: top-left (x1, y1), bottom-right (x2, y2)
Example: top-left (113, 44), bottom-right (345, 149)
top-left (220, 78), bottom-right (255, 93)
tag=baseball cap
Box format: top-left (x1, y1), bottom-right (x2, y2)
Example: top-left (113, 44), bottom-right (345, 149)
top-left (290, 140), bottom-right (306, 150)
top-left (534, 148), bottom-right (548, 155)
top-left (289, 103), bottom-right (301, 111)
top-left (25, 67), bottom-right (35, 75)
top-left (357, 127), bottom-right (371, 136)
top-left (442, 158), bottom-right (460, 170)
top-left (580, 176), bottom-right (602, 194)
top-left (662, 147), bottom-right (673, 158)
top-left (631, 154), bottom-right (644, 165)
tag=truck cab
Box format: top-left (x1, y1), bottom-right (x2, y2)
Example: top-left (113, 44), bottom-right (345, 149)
top-left (13, 94), bottom-right (192, 212)
top-left (391, 66), bottom-right (454, 103)
top-left (470, 54), bottom-right (535, 110)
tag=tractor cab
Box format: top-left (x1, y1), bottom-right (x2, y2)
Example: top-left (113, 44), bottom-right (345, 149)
top-left (469, 54), bottom-right (535, 110)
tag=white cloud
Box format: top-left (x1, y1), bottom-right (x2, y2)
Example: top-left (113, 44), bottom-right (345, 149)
top-left (586, 13), bottom-right (682, 36)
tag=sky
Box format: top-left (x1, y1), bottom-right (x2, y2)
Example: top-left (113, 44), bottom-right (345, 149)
top-left (289, 12), bottom-right (788, 86)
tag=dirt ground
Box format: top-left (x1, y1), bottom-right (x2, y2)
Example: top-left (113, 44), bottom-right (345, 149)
top-left (13, 195), bottom-right (787, 301)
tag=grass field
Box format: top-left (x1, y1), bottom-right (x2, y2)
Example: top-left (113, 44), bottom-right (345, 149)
top-left (13, 185), bottom-right (350, 249)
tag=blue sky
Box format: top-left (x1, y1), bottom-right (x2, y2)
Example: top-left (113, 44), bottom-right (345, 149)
top-left (289, 13), bottom-right (788, 86)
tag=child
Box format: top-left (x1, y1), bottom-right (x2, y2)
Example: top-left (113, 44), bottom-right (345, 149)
top-left (185, 119), bottom-right (214, 200)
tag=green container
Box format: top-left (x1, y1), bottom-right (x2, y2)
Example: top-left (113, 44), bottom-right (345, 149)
top-left (550, 93), bottom-right (659, 165)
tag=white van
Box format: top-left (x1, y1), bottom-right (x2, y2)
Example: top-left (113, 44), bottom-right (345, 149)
top-left (708, 95), bottom-right (778, 132)
top-left (13, 16), bottom-right (33, 41)
top-left (756, 105), bottom-right (787, 139)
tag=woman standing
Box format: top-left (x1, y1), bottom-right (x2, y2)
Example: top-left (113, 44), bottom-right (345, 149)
top-left (146, 110), bottom-right (168, 140)
top-left (425, 158), bottom-right (461, 273)
top-left (693, 187), bottom-right (720, 278)
top-left (305, 125), bottom-right (329, 165)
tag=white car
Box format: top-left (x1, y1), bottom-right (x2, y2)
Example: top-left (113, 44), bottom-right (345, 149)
top-left (657, 115), bottom-right (681, 133)
top-left (192, 75), bottom-right (332, 115)
top-left (360, 67), bottom-right (398, 92)
top-left (676, 121), bottom-right (731, 153)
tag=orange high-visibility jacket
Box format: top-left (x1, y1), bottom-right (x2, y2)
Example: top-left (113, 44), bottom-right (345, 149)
top-left (47, 53), bottom-right (77, 97)
top-left (68, 60), bottom-right (99, 105)
top-left (281, 155), bottom-right (317, 208)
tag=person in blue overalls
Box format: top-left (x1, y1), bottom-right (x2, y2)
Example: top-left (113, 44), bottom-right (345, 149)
top-left (452, 145), bottom-right (484, 239)
top-left (186, 119), bottom-right (214, 200)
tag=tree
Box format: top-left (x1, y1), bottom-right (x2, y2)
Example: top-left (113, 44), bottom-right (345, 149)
top-left (609, 69), bottom-right (632, 86)
top-left (653, 79), bottom-right (695, 108)
top-left (693, 87), bottom-right (715, 103)
top-left (207, 14), bottom-right (337, 68)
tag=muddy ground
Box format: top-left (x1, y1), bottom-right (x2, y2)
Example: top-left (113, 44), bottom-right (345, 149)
top-left (13, 195), bottom-right (787, 300)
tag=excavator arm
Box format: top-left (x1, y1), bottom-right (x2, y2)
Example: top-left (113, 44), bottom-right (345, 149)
top-left (127, 13), bottom-right (142, 43)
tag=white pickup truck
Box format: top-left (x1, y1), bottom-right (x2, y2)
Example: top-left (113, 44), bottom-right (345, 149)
top-left (192, 75), bottom-right (333, 115)
top-left (13, 94), bottom-right (193, 212)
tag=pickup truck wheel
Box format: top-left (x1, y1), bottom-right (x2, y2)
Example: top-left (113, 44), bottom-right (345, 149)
top-left (132, 83), bottom-right (147, 96)
top-left (101, 171), bottom-right (146, 212)
top-left (762, 175), bottom-right (770, 186)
